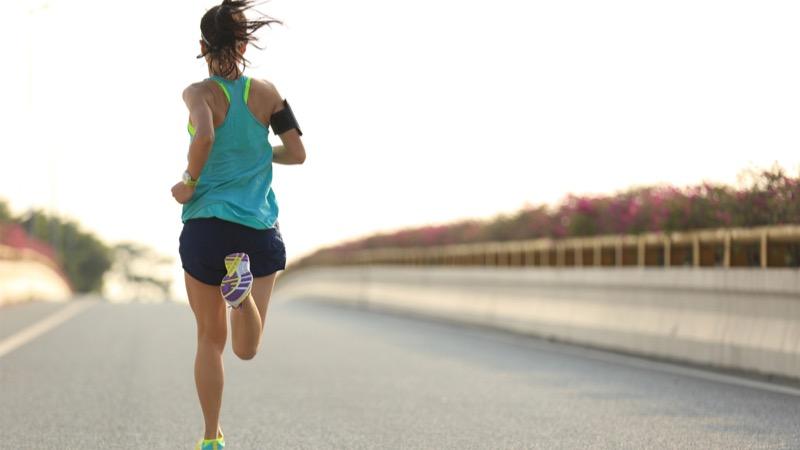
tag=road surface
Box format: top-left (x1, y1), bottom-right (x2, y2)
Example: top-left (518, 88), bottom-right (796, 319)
top-left (1, 298), bottom-right (799, 449)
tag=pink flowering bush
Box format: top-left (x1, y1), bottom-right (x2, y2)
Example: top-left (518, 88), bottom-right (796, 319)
top-left (320, 166), bottom-right (800, 256)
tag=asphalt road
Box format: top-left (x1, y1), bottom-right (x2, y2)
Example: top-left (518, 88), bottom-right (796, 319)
top-left (1, 297), bottom-right (799, 449)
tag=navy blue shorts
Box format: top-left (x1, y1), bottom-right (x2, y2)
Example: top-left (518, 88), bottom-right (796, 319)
top-left (179, 218), bottom-right (287, 286)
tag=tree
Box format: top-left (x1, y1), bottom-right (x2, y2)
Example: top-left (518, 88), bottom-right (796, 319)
top-left (0, 200), bottom-right (11, 222)
top-left (105, 242), bottom-right (173, 301)
top-left (18, 210), bottom-right (112, 293)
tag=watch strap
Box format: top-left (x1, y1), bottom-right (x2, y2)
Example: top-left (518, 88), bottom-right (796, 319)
top-left (183, 170), bottom-right (199, 187)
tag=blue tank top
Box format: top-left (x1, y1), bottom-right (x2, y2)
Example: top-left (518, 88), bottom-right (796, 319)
top-left (182, 76), bottom-right (278, 230)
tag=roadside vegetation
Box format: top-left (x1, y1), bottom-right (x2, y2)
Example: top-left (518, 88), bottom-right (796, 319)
top-left (0, 204), bottom-right (170, 296)
top-left (319, 165), bottom-right (799, 255)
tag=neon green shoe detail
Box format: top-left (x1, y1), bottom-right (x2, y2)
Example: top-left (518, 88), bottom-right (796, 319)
top-left (195, 429), bottom-right (224, 450)
top-left (224, 254), bottom-right (243, 275)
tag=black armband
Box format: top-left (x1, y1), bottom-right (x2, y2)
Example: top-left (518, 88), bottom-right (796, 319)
top-left (270, 100), bottom-right (303, 136)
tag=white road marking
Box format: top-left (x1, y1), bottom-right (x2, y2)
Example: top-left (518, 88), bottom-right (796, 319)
top-left (0, 301), bottom-right (93, 359)
top-left (481, 327), bottom-right (800, 397)
top-left (586, 349), bottom-right (800, 398)
top-left (336, 302), bottom-right (800, 398)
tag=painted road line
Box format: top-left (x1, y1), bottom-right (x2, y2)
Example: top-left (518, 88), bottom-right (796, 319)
top-left (480, 327), bottom-right (800, 398)
top-left (0, 301), bottom-right (93, 359)
top-left (330, 302), bottom-right (800, 398)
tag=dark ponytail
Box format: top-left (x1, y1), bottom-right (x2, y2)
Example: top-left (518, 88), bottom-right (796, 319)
top-left (198, 0), bottom-right (281, 78)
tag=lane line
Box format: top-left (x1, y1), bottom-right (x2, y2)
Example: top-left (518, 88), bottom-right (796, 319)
top-left (476, 326), bottom-right (800, 398)
top-left (315, 301), bottom-right (800, 398)
top-left (578, 347), bottom-right (800, 398)
top-left (0, 301), bottom-right (93, 359)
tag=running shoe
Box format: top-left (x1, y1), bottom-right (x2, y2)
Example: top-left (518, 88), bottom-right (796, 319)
top-left (221, 252), bottom-right (253, 309)
top-left (195, 429), bottom-right (224, 450)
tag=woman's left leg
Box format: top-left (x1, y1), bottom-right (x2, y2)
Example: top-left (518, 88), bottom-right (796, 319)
top-left (230, 273), bottom-right (277, 360)
top-left (185, 272), bottom-right (228, 441)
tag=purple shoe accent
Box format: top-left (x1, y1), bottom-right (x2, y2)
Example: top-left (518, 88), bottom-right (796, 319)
top-left (221, 252), bottom-right (253, 308)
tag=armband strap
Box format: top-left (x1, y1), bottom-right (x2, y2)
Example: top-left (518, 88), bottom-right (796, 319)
top-left (270, 100), bottom-right (303, 136)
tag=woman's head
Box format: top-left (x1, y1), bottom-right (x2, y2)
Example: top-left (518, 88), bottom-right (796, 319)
top-left (198, 0), bottom-right (281, 78)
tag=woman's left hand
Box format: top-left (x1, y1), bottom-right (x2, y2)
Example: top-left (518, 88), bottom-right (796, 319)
top-left (171, 182), bottom-right (195, 204)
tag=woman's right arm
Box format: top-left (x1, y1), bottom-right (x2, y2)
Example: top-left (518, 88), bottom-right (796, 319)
top-left (171, 83), bottom-right (215, 205)
top-left (183, 84), bottom-right (216, 178)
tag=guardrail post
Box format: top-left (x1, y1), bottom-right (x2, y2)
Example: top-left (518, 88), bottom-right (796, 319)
top-left (637, 237), bottom-right (645, 267)
top-left (615, 239), bottom-right (623, 267)
top-left (575, 243), bottom-right (583, 267)
top-left (692, 236), bottom-right (700, 267)
top-left (723, 232), bottom-right (731, 268)
top-left (760, 231), bottom-right (768, 269)
top-left (664, 237), bottom-right (671, 267)
top-left (594, 244), bottom-right (601, 267)
top-left (556, 244), bottom-right (565, 267)
top-left (510, 245), bottom-right (521, 266)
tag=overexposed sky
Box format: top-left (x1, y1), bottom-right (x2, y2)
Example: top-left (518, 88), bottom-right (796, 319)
top-left (2, 0), bottom-right (800, 280)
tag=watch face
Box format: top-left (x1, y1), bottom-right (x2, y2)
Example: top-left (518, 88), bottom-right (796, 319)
top-left (183, 171), bottom-right (192, 183)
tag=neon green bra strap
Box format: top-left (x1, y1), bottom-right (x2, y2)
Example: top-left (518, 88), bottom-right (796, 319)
top-left (212, 79), bottom-right (231, 103)
top-left (188, 79), bottom-right (231, 136)
top-left (244, 77), bottom-right (252, 103)
top-left (188, 78), bottom-right (246, 136)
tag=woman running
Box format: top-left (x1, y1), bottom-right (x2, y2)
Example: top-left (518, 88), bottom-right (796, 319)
top-left (171, 1), bottom-right (305, 448)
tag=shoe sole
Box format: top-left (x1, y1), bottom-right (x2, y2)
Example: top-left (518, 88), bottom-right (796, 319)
top-left (221, 252), bottom-right (252, 308)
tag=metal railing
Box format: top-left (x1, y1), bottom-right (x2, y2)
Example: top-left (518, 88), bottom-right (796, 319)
top-left (295, 225), bottom-right (800, 270)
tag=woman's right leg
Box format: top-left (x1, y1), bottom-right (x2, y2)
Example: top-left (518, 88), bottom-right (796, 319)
top-left (185, 271), bottom-right (228, 440)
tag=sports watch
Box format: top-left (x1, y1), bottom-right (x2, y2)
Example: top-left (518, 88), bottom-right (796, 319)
top-left (182, 170), bottom-right (199, 187)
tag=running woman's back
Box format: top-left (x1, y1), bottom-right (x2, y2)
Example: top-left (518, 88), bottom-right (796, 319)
top-left (182, 76), bottom-right (280, 230)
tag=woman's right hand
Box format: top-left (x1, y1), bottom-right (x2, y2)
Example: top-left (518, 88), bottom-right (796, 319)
top-left (171, 182), bottom-right (195, 204)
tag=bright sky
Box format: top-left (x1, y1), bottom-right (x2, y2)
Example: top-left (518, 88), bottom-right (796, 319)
top-left (2, 0), bottom-right (800, 295)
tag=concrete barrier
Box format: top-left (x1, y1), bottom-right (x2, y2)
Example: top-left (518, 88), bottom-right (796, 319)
top-left (275, 266), bottom-right (800, 380)
top-left (0, 247), bottom-right (72, 306)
